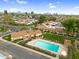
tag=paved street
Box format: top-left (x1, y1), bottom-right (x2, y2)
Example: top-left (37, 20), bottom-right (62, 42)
top-left (0, 40), bottom-right (50, 59)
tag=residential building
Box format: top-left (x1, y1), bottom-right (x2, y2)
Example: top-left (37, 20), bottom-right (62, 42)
top-left (15, 18), bottom-right (38, 25)
top-left (36, 21), bottom-right (64, 33)
top-left (11, 30), bottom-right (42, 41)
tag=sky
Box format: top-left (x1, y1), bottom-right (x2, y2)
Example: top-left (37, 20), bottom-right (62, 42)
top-left (0, 0), bottom-right (79, 15)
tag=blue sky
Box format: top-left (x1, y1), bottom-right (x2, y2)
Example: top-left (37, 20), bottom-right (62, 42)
top-left (0, 0), bottom-right (79, 14)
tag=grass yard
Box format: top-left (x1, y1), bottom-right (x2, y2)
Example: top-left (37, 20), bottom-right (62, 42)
top-left (3, 35), bottom-right (11, 41)
top-left (43, 32), bottom-right (64, 44)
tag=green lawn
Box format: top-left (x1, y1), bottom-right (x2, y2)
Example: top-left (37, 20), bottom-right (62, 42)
top-left (43, 32), bottom-right (64, 44)
top-left (3, 35), bottom-right (11, 41)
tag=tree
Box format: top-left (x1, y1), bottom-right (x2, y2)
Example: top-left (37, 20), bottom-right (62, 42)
top-left (3, 10), bottom-right (15, 24)
top-left (61, 17), bottom-right (76, 36)
top-left (75, 20), bottom-right (79, 38)
top-left (38, 15), bottom-right (46, 23)
top-left (76, 20), bottom-right (79, 30)
top-left (31, 11), bottom-right (34, 14)
top-left (49, 16), bottom-right (56, 21)
top-left (45, 16), bottom-right (50, 21)
top-left (25, 12), bottom-right (28, 15)
top-left (4, 10), bottom-right (8, 15)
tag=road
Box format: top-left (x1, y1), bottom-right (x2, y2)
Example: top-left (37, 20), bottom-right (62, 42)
top-left (0, 39), bottom-right (50, 59)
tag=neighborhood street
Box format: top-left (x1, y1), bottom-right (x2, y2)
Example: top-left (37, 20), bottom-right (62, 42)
top-left (0, 39), bottom-right (50, 59)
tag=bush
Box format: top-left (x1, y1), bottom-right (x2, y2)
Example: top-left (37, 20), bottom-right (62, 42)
top-left (25, 44), bottom-right (57, 57)
top-left (13, 39), bottom-right (23, 43)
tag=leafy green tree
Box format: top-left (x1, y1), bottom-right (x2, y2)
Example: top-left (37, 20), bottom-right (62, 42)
top-left (25, 12), bottom-right (28, 15)
top-left (3, 10), bottom-right (15, 24)
top-left (49, 16), bottom-right (56, 21)
top-left (31, 11), bottom-right (34, 14)
top-left (45, 16), bottom-right (50, 21)
top-left (4, 10), bottom-right (8, 15)
top-left (39, 15), bottom-right (46, 23)
top-left (76, 20), bottom-right (79, 30)
top-left (75, 20), bottom-right (79, 38)
top-left (61, 17), bottom-right (76, 35)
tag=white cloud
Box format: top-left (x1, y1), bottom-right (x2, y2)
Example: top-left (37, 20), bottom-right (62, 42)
top-left (16, 0), bottom-right (27, 4)
top-left (49, 3), bottom-right (56, 9)
top-left (74, 6), bottom-right (79, 9)
top-left (3, 0), bottom-right (8, 2)
top-left (7, 8), bottom-right (19, 12)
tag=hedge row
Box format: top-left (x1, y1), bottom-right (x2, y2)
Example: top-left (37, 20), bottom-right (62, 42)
top-left (25, 44), bottom-right (57, 57)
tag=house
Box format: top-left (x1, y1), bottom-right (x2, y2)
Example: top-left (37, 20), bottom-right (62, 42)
top-left (15, 19), bottom-right (26, 24)
top-left (15, 18), bottom-right (38, 25)
top-left (0, 51), bottom-right (12, 59)
top-left (11, 30), bottom-right (42, 41)
top-left (43, 21), bottom-right (64, 29)
top-left (36, 21), bottom-right (64, 33)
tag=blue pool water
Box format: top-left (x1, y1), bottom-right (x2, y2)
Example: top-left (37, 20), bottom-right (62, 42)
top-left (34, 40), bottom-right (59, 53)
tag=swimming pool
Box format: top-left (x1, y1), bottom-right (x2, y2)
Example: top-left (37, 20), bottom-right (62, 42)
top-left (34, 40), bottom-right (59, 53)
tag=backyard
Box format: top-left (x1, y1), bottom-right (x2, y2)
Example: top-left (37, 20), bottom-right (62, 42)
top-left (43, 32), bottom-right (64, 44)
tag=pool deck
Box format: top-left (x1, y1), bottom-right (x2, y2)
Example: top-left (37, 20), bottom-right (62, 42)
top-left (27, 39), bottom-right (67, 59)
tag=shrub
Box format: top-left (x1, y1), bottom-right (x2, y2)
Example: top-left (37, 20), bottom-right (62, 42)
top-left (25, 44), bottom-right (57, 57)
